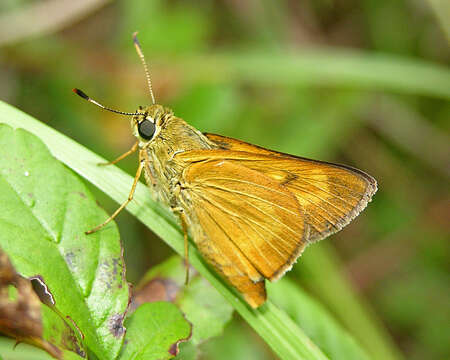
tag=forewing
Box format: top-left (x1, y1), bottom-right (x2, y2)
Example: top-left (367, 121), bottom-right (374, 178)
top-left (181, 159), bottom-right (306, 283)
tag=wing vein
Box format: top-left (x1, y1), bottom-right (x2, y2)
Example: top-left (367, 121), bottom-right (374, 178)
top-left (230, 214), bottom-right (277, 269)
top-left (289, 185), bottom-right (345, 227)
top-left (293, 178), bottom-right (362, 201)
top-left (197, 195), bottom-right (278, 272)
top-left (203, 183), bottom-right (298, 216)
top-left (294, 178), bottom-right (357, 209)
top-left (194, 191), bottom-right (297, 253)
top-left (199, 187), bottom-right (299, 243)
top-left (196, 206), bottom-right (247, 277)
top-left (200, 176), bottom-right (289, 197)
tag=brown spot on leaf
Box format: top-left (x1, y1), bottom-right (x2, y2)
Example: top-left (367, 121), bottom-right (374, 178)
top-left (64, 251), bottom-right (76, 270)
top-left (65, 315), bottom-right (85, 340)
top-left (169, 342), bottom-right (179, 356)
top-left (61, 317), bottom-right (86, 358)
top-left (112, 257), bottom-right (120, 276)
top-left (108, 313), bottom-right (125, 338)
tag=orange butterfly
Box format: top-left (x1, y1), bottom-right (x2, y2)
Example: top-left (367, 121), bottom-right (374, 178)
top-left (75, 33), bottom-right (377, 308)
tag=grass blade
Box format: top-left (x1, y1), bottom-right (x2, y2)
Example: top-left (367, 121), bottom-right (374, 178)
top-left (177, 50), bottom-right (450, 100)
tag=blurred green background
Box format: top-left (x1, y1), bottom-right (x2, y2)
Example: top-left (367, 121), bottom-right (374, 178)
top-left (0, 1), bottom-right (448, 359)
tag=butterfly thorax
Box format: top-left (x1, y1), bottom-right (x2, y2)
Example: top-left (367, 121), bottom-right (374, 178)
top-left (132, 106), bottom-right (218, 207)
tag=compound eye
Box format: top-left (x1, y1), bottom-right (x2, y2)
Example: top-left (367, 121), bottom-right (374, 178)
top-left (138, 119), bottom-right (155, 140)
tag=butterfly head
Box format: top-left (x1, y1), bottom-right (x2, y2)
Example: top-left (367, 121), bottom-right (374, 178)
top-left (131, 104), bottom-right (174, 144)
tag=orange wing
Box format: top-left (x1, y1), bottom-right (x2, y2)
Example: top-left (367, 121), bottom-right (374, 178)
top-left (204, 133), bottom-right (378, 242)
top-left (180, 160), bottom-right (306, 307)
top-left (174, 134), bottom-right (377, 307)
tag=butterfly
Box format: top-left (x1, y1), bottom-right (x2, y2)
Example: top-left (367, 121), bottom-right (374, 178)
top-left (74, 33), bottom-right (377, 308)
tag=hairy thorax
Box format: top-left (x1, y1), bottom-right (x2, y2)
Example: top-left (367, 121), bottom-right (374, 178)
top-left (142, 115), bottom-right (218, 208)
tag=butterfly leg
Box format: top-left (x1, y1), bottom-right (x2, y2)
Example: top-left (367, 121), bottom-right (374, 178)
top-left (140, 147), bottom-right (158, 188)
top-left (172, 207), bottom-right (190, 285)
top-left (98, 141), bottom-right (139, 166)
top-left (86, 159), bottom-right (144, 234)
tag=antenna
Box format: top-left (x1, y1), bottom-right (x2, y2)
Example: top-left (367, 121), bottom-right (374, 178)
top-left (72, 88), bottom-right (137, 116)
top-left (133, 32), bottom-right (156, 105)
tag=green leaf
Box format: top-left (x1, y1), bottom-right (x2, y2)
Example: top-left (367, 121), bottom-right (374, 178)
top-left (0, 336), bottom-right (53, 360)
top-left (118, 302), bottom-right (191, 360)
top-left (0, 124), bottom-right (129, 359)
top-left (0, 335), bottom-right (84, 360)
top-left (0, 102), bottom-right (328, 359)
top-left (268, 279), bottom-right (371, 360)
top-left (134, 256), bottom-right (233, 345)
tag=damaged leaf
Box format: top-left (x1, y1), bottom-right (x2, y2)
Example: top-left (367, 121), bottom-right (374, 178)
top-left (0, 125), bottom-right (129, 359)
top-left (0, 248), bottom-right (85, 359)
top-left (118, 302), bottom-right (191, 360)
top-left (132, 256), bottom-right (233, 345)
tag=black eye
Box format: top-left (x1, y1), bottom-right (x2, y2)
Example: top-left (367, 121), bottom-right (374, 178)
top-left (138, 119), bottom-right (155, 140)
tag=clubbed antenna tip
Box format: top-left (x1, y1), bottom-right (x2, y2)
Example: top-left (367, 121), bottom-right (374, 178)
top-left (73, 88), bottom-right (89, 100)
top-left (72, 88), bottom-right (137, 116)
